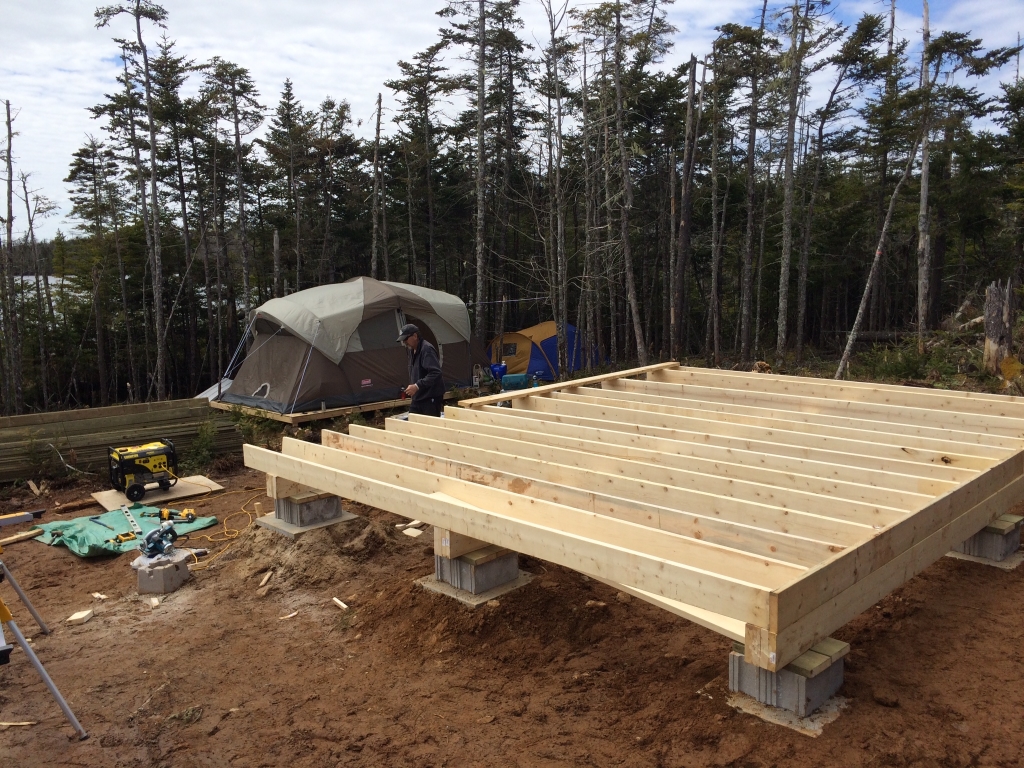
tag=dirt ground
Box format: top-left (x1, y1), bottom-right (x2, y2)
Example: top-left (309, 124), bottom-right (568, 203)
top-left (1, 468), bottom-right (1023, 768)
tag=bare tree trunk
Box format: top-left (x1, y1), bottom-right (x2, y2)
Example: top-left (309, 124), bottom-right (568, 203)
top-left (404, 147), bottom-right (419, 285)
top-left (836, 134), bottom-right (923, 378)
top-left (381, 167), bottom-right (391, 281)
top-left (741, 1), bottom-right (769, 364)
top-left (21, 177), bottom-right (48, 408)
top-left (613, 5), bottom-right (648, 365)
top-left (273, 228), bottom-right (281, 297)
top-left (672, 55), bottom-right (697, 360)
top-left (916, 0), bottom-right (932, 354)
top-left (4, 99), bottom-right (23, 414)
top-left (983, 279), bottom-right (1015, 375)
top-left (92, 264), bottom-right (110, 405)
top-left (474, 2), bottom-right (488, 341)
top-left (544, 0), bottom-right (569, 375)
top-left (134, 13), bottom-right (166, 399)
top-left (371, 93), bottom-right (383, 280)
top-left (228, 81), bottom-right (252, 314)
top-left (775, 0), bottom-right (806, 369)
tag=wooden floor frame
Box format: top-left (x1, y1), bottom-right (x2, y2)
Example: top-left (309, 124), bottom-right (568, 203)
top-left (243, 363), bottom-right (1024, 671)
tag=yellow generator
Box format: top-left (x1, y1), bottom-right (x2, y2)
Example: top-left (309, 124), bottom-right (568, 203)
top-left (108, 439), bottom-right (177, 503)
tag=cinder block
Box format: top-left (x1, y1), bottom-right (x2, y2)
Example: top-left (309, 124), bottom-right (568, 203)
top-left (274, 493), bottom-right (343, 527)
top-left (435, 546), bottom-right (519, 595)
top-left (953, 515), bottom-right (1022, 562)
top-left (138, 561), bottom-right (191, 595)
top-left (729, 651), bottom-right (844, 718)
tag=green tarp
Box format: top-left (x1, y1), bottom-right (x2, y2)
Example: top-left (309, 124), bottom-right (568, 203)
top-left (34, 504), bottom-right (218, 558)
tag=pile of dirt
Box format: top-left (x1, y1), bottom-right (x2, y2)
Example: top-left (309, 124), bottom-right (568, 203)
top-left (225, 513), bottom-right (400, 589)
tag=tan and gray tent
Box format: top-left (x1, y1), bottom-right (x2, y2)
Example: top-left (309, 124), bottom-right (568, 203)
top-left (222, 278), bottom-right (474, 414)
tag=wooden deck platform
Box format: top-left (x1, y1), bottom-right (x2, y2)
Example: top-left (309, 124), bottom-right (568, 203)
top-left (209, 392), bottom-right (456, 425)
top-left (242, 363), bottom-right (1024, 671)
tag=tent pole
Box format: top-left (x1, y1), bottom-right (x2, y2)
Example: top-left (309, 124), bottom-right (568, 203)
top-left (288, 321), bottom-right (321, 415)
top-left (219, 315), bottom-right (258, 399)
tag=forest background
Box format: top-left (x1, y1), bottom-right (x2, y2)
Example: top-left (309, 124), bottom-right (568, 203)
top-left (0, 0), bottom-right (1022, 412)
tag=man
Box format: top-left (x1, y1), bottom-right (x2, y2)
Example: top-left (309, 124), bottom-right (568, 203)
top-left (397, 323), bottom-right (445, 417)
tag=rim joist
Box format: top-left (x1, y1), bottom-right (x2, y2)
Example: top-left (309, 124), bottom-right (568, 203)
top-left (243, 363), bottom-right (1024, 671)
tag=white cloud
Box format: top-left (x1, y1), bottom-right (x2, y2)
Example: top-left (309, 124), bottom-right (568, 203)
top-left (2, 0), bottom-right (1020, 240)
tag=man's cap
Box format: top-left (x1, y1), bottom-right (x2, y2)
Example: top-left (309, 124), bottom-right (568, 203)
top-left (397, 323), bottom-right (420, 343)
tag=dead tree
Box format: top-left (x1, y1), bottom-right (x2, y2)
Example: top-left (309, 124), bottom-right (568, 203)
top-left (983, 279), bottom-right (1015, 375)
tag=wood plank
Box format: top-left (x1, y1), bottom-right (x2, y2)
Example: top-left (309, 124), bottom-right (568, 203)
top-left (266, 475), bottom-right (314, 500)
top-left (209, 393), bottom-right (456, 424)
top-left (0, 529), bottom-right (43, 546)
top-left (590, 575), bottom-right (747, 642)
top-left (772, 452), bottom-right (1023, 630)
top-left (389, 419), bottom-right (913, 523)
top-left (354, 423), bottom-right (877, 544)
top-left (521, 396), bottom-right (1003, 469)
top-left (762, 472), bottom-right (1024, 670)
top-left (602, 379), bottom-right (1024, 448)
top-left (655, 366), bottom-right (1024, 418)
top-left (245, 442), bottom-right (776, 624)
top-left (434, 527), bottom-right (491, 559)
top-left (420, 413), bottom-right (941, 505)
top-left (0, 398), bottom-right (205, 430)
top-left (471, 404), bottom-right (981, 478)
top-left (443, 406), bottom-right (967, 494)
top-left (458, 362), bottom-right (680, 408)
top-left (297, 435), bottom-right (806, 587)
top-left (325, 429), bottom-right (841, 566)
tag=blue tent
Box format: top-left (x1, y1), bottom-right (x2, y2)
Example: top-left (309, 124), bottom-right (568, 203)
top-left (487, 321), bottom-right (584, 381)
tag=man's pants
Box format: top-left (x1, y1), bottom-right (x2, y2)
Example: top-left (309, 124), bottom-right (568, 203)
top-left (409, 397), bottom-right (442, 417)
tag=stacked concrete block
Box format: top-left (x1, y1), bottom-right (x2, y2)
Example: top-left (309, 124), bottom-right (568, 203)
top-left (138, 560), bottom-right (191, 595)
top-left (952, 514), bottom-right (1023, 562)
top-left (729, 638), bottom-right (849, 717)
top-left (435, 545), bottom-right (519, 595)
top-left (274, 492), bottom-right (342, 527)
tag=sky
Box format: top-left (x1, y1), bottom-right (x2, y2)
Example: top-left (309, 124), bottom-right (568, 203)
top-left (2, 0), bottom-right (1021, 239)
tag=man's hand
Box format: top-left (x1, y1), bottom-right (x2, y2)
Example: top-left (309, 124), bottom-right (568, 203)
top-left (405, 383), bottom-right (419, 397)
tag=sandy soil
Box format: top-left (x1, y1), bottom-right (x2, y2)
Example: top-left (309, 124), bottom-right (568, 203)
top-left (1, 469), bottom-right (1023, 768)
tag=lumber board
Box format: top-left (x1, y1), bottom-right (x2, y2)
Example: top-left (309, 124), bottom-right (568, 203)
top-left (208, 393), bottom-right (455, 424)
top-left (0, 528), bottom-right (43, 545)
top-left (772, 452), bottom-right (1024, 629)
top-left (458, 362), bottom-right (679, 408)
top-left (283, 437), bottom-right (806, 589)
top-left (469, 405), bottom-right (980, 479)
top-left (591, 575), bottom-right (747, 642)
top-left (0, 398), bottom-right (207, 430)
top-left (639, 373), bottom-right (1024, 437)
top-left (412, 413), bottom-right (939, 506)
top-left (357, 423), bottom-right (878, 543)
top-left (441, 406), bottom-right (966, 495)
top-left (600, 379), bottom-right (1024, 448)
top-left (389, 417), bottom-right (914, 522)
top-left (434, 527), bottom-right (491, 559)
top-left (521, 396), bottom-right (1001, 469)
top-left (760, 472), bottom-right (1024, 671)
top-left (655, 366), bottom-right (1024, 419)
top-left (245, 442), bottom-right (776, 625)
top-left (326, 428), bottom-right (843, 566)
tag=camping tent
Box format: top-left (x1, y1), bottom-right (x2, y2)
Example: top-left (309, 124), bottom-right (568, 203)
top-left (221, 278), bottom-right (474, 414)
top-left (487, 321), bottom-right (583, 381)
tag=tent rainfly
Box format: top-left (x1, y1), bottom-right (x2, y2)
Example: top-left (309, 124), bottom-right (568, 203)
top-left (488, 321), bottom-right (583, 381)
top-left (222, 278), bottom-right (474, 414)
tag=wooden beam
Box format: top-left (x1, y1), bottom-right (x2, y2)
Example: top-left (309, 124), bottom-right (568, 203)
top-left (458, 362), bottom-right (680, 408)
top-left (465, 405), bottom-right (980, 479)
top-left (772, 452), bottom-right (1024, 631)
top-left (266, 475), bottom-right (315, 500)
top-left (416, 414), bottom-right (939, 506)
top-left (656, 366), bottom-right (1024, 419)
top-left (598, 382), bottom-right (1024, 448)
top-left (209, 394), bottom-right (455, 425)
top-left (244, 442), bottom-right (776, 624)
top-left (520, 396), bottom-right (1002, 469)
top-left (325, 429), bottom-right (839, 567)
top-left (0, 529), bottom-right (43, 546)
top-left (286, 436), bottom-right (806, 588)
top-left (442, 406), bottom-right (967, 494)
top-left (356, 422), bottom-right (878, 542)
top-left (434, 527), bottom-right (491, 559)
top-left (764, 472), bottom-right (1024, 670)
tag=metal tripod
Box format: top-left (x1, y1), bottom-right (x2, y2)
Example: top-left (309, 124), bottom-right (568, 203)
top-left (0, 558), bottom-right (88, 740)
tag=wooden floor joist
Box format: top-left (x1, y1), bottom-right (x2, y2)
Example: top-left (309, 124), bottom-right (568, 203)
top-left (242, 363), bottom-right (1024, 672)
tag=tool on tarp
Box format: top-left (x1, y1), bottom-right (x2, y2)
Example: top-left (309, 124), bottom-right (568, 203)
top-left (106, 505), bottom-right (145, 545)
top-left (89, 516), bottom-right (114, 531)
top-left (140, 508), bottom-right (196, 524)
